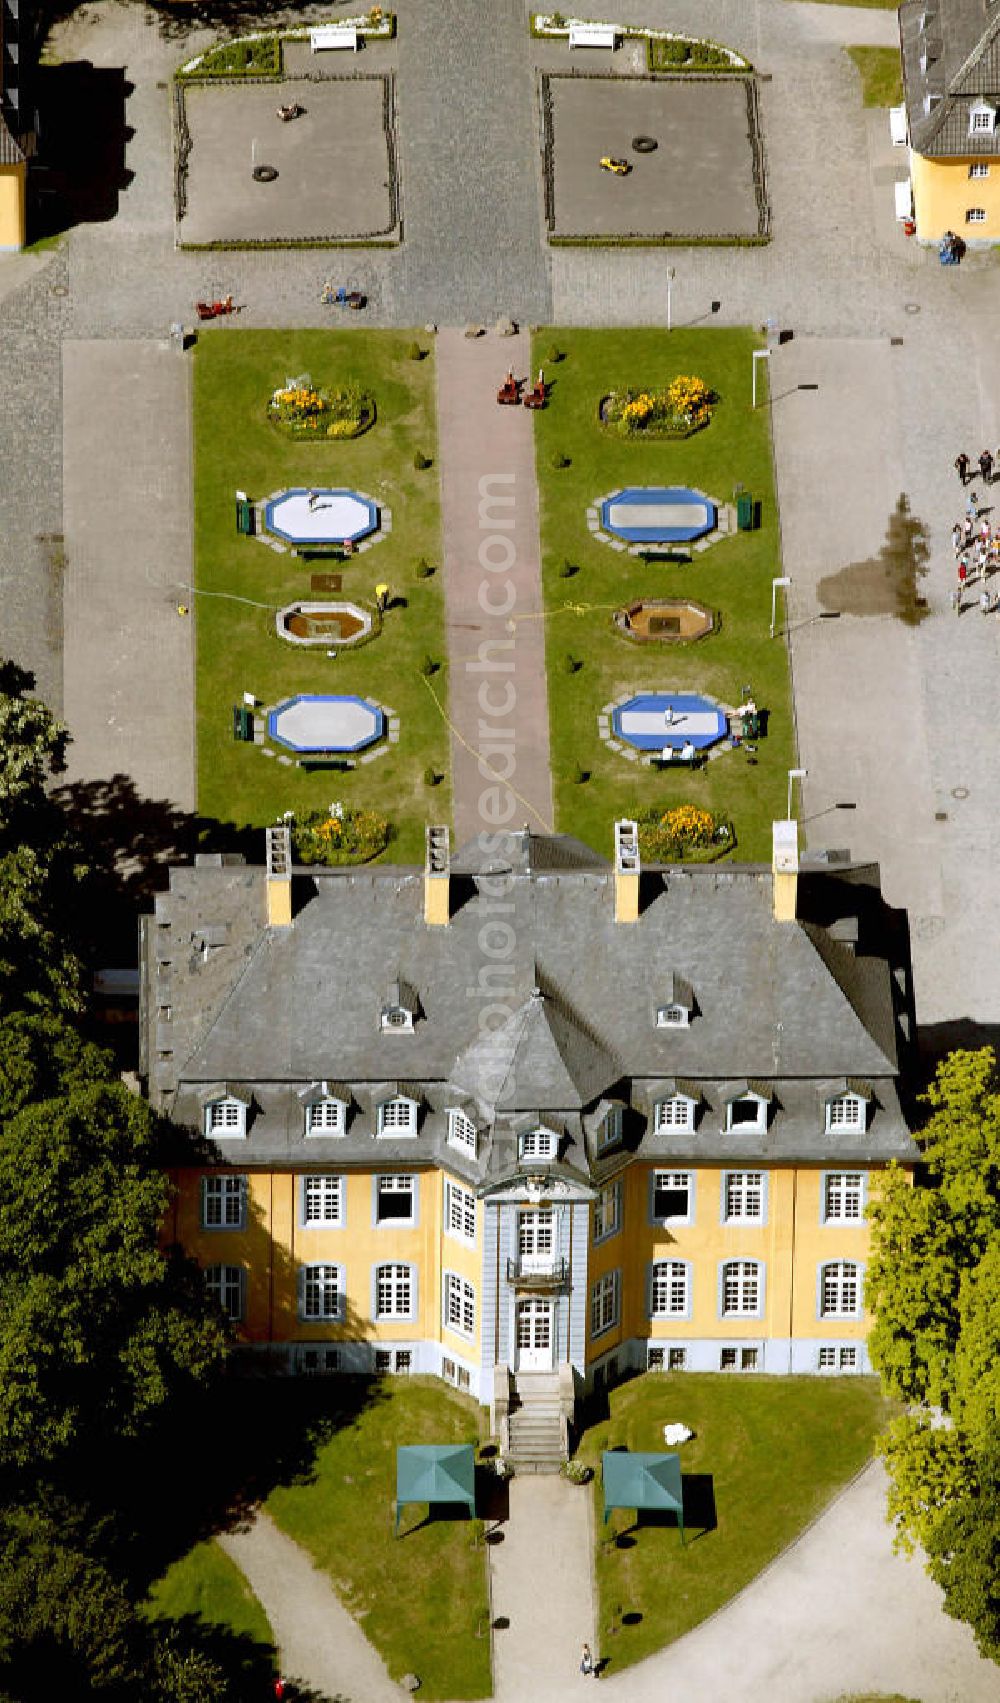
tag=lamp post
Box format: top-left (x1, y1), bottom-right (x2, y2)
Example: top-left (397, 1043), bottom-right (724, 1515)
top-left (666, 266), bottom-right (676, 333)
top-left (787, 768), bottom-right (807, 821)
top-left (770, 575), bottom-right (791, 639)
top-left (752, 347), bottom-right (770, 409)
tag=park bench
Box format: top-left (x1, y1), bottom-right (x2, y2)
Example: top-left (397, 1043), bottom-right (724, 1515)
top-left (311, 25), bottom-right (358, 51)
top-left (568, 23), bottom-right (617, 49)
top-left (232, 706), bottom-right (254, 743)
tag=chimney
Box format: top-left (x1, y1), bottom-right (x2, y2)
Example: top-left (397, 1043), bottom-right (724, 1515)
top-left (772, 820), bottom-right (799, 922)
top-left (265, 825), bottom-right (293, 928)
top-left (614, 818), bottom-right (640, 924)
top-left (424, 824), bottom-right (451, 926)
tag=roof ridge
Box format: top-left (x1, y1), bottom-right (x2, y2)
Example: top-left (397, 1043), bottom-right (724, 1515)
top-left (174, 930), bottom-right (272, 1081)
top-left (949, 6), bottom-right (1000, 92)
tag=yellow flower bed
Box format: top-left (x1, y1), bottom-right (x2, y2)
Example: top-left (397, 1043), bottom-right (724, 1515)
top-left (603, 376), bottom-right (713, 437)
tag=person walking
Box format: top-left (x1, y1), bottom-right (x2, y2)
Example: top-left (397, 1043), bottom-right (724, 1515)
top-left (581, 1644), bottom-right (595, 1678)
top-left (980, 449), bottom-right (994, 485)
top-left (964, 514), bottom-right (975, 547)
top-left (981, 587), bottom-right (992, 615)
top-left (956, 452), bottom-right (971, 484)
top-left (952, 522), bottom-right (964, 553)
top-left (967, 490), bottom-right (980, 521)
top-left (977, 539), bottom-right (989, 577)
top-left (951, 584), bottom-right (963, 615)
top-left (959, 555), bottom-right (969, 591)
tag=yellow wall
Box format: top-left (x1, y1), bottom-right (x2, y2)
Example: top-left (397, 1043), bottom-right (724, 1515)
top-left (0, 164), bottom-right (26, 251)
top-left (912, 151), bottom-right (1000, 241)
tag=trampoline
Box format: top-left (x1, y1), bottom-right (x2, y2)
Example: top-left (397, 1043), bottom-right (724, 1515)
top-left (268, 694), bottom-right (385, 753)
top-left (601, 487), bottom-right (716, 544)
top-left (264, 488), bottom-right (379, 547)
top-left (612, 692), bottom-right (728, 752)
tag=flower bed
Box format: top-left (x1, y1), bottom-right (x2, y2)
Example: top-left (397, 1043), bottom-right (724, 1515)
top-left (636, 804), bottom-right (733, 862)
top-left (181, 35), bottom-right (282, 80)
top-left (647, 37), bottom-right (732, 73)
top-left (531, 15), bottom-right (750, 72)
top-left (601, 376), bottom-right (713, 438)
top-left (268, 380), bottom-right (375, 440)
top-left (291, 804), bottom-right (391, 865)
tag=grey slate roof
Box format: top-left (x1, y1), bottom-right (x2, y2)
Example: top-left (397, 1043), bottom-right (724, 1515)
top-left (901, 0), bottom-right (1000, 157)
top-left (143, 835), bottom-right (918, 1176)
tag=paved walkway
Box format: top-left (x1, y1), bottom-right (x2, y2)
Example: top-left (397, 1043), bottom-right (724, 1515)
top-left (488, 1475), bottom-right (595, 1703)
top-left (61, 340), bottom-right (195, 811)
top-left (217, 1512), bottom-right (401, 1703)
top-left (436, 328), bottom-right (554, 845)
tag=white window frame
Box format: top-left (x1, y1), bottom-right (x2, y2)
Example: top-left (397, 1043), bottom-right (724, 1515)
top-left (306, 1096), bottom-right (346, 1137)
top-left (593, 1179), bottom-right (622, 1244)
top-left (822, 1171), bottom-right (865, 1224)
top-left (205, 1263), bottom-right (243, 1321)
top-left (300, 1262), bottom-right (342, 1321)
top-left (650, 1258), bottom-right (690, 1318)
top-left (970, 102), bottom-right (995, 136)
top-left (518, 1126), bottom-right (558, 1162)
top-left (720, 1345), bottom-right (759, 1372)
top-left (654, 1094), bottom-right (695, 1133)
top-left (969, 163), bottom-right (990, 179)
top-left (819, 1260), bottom-right (863, 1319)
top-left (374, 1261), bottom-right (414, 1320)
top-left (444, 1178), bottom-right (477, 1245)
top-left (966, 207), bottom-right (987, 224)
top-left (375, 1173), bottom-right (416, 1226)
top-left (380, 1005), bottom-right (414, 1033)
top-left (656, 1003), bottom-right (690, 1029)
top-left (201, 1174), bottom-right (245, 1230)
top-left (595, 1104), bottom-right (623, 1153)
top-left (591, 1269), bottom-right (621, 1339)
top-left (722, 1170), bottom-right (765, 1223)
top-left (377, 1096), bottom-right (418, 1138)
top-left (443, 1271), bottom-right (476, 1339)
top-left (301, 1173), bottom-right (344, 1228)
top-left (447, 1108), bottom-right (478, 1156)
top-left (651, 1170), bottom-right (694, 1225)
top-left (725, 1092), bottom-right (768, 1134)
top-left (205, 1096), bottom-right (247, 1140)
top-left (720, 1258), bottom-right (763, 1317)
top-left (818, 1344), bottom-right (860, 1373)
top-left (825, 1093), bottom-right (866, 1134)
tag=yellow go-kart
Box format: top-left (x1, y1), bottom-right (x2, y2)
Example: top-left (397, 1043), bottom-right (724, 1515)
top-left (600, 156), bottom-right (631, 175)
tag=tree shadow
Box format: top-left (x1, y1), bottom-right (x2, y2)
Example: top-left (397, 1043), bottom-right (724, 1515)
top-left (30, 62), bottom-right (134, 241)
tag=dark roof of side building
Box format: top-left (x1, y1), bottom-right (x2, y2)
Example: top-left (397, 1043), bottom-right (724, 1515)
top-left (0, 119), bottom-right (24, 166)
top-left (901, 0), bottom-right (1000, 156)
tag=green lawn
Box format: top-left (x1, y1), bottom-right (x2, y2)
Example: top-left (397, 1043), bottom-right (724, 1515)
top-left (266, 1378), bottom-right (491, 1700)
top-left (144, 1538), bottom-right (276, 1676)
top-left (530, 327), bottom-right (794, 861)
top-left (579, 1373), bottom-right (894, 1670)
top-left (192, 330), bottom-right (448, 863)
top-left (846, 47), bottom-right (904, 107)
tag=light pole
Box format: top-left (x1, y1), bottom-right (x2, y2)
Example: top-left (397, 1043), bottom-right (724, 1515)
top-left (787, 768), bottom-right (807, 821)
top-left (770, 575), bottom-right (791, 639)
top-left (666, 265), bottom-right (676, 333)
top-left (752, 347), bottom-right (770, 409)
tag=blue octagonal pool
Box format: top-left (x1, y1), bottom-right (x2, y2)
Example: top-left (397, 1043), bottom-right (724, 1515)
top-left (612, 692), bottom-right (728, 752)
top-left (268, 694), bottom-right (385, 754)
top-left (264, 488), bottom-right (379, 547)
top-left (601, 487), bottom-right (716, 544)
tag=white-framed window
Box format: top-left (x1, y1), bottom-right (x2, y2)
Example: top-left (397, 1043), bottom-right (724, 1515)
top-left (444, 1271), bottom-right (476, 1338)
top-left (721, 1259), bottom-right (762, 1316)
top-left (820, 1260), bottom-right (862, 1318)
top-left (380, 1005), bottom-right (414, 1033)
top-left (723, 1171), bottom-right (765, 1222)
top-left (591, 1270), bottom-right (621, 1339)
top-left (596, 1105), bottom-right (623, 1153)
top-left (447, 1108), bottom-right (478, 1155)
top-left (823, 1172), bottom-right (864, 1223)
top-left (375, 1174), bottom-right (416, 1225)
top-left (377, 1096), bottom-right (417, 1138)
top-left (969, 163), bottom-right (990, 179)
top-left (201, 1174), bottom-right (245, 1230)
top-left (205, 1263), bottom-right (243, 1321)
top-left (593, 1179), bottom-right (622, 1243)
top-left (651, 1345), bottom-right (689, 1371)
top-left (306, 1097), bottom-right (345, 1137)
top-left (725, 1092), bottom-right (768, 1134)
top-left (301, 1262), bottom-right (342, 1320)
top-left (445, 1178), bottom-right (476, 1244)
top-left (656, 1003), bottom-right (689, 1028)
top-left (302, 1174), bottom-right (344, 1227)
top-left (299, 1345), bottom-right (341, 1376)
top-left (818, 1345), bottom-right (859, 1372)
top-left (825, 1093), bottom-right (866, 1134)
top-left (970, 102), bottom-right (995, 136)
top-left (668, 1346), bottom-right (687, 1371)
top-left (967, 207), bottom-right (987, 223)
top-left (375, 1348), bottom-right (412, 1375)
top-left (375, 1261), bottom-right (413, 1319)
top-left (654, 1094), bottom-right (695, 1132)
top-left (518, 1208), bottom-right (555, 1267)
top-left (651, 1259), bottom-right (690, 1318)
top-left (652, 1170), bottom-right (692, 1223)
top-left (519, 1126), bottom-right (558, 1162)
top-left (721, 1346), bottom-right (759, 1372)
top-left (205, 1096), bottom-right (246, 1139)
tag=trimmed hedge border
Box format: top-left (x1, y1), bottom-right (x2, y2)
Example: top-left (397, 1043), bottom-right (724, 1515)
top-left (529, 13), bottom-right (752, 73)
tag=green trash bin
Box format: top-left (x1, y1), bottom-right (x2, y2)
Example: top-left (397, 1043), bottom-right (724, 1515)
top-left (737, 493), bottom-right (754, 531)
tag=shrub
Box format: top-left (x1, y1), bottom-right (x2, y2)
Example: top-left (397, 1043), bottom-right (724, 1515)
top-left (636, 804), bottom-right (733, 862)
top-left (550, 450), bottom-right (570, 469)
top-left (562, 1459), bottom-right (593, 1484)
top-left (423, 764), bottom-right (439, 787)
top-left (415, 558), bottom-right (434, 579)
top-left (413, 450), bottom-right (432, 470)
top-left (559, 558), bottom-right (578, 579)
top-left (291, 805), bottom-right (391, 866)
top-left (420, 654), bottom-right (438, 676)
top-left (547, 345), bottom-right (565, 364)
top-left (406, 341), bottom-right (423, 361)
top-left (561, 653), bottom-right (580, 675)
top-left (185, 35), bottom-right (282, 79)
top-left (573, 764), bottom-right (589, 785)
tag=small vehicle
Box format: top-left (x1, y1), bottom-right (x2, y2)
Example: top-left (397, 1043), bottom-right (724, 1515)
top-left (523, 368), bottom-right (546, 410)
top-left (497, 370), bottom-right (521, 405)
top-left (276, 103), bottom-right (304, 122)
top-left (321, 283), bottom-right (367, 309)
top-left (600, 156), bottom-right (631, 175)
top-left (195, 295), bottom-right (235, 320)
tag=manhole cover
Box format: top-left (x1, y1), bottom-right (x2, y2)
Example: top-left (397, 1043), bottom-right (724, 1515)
top-left (904, 302), bottom-right (921, 314)
top-left (934, 811), bottom-right (948, 821)
top-left (252, 164), bottom-right (279, 183)
top-left (50, 284), bottom-right (69, 297)
top-left (951, 786), bottom-right (969, 800)
top-left (632, 135), bottom-right (658, 153)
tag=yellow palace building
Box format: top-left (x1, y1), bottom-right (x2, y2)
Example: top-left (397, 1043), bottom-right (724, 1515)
top-left (0, 0), bottom-right (31, 249)
top-left (900, 0), bottom-right (1000, 242)
top-left (142, 821), bottom-right (917, 1465)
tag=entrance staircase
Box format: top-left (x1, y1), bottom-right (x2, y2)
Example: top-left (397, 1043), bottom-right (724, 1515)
top-left (505, 1371), bottom-right (567, 1474)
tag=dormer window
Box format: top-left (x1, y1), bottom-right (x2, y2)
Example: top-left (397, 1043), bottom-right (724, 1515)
top-left (971, 101), bottom-right (995, 137)
top-left (306, 1096), bottom-right (346, 1137)
top-left (725, 1091), bottom-right (768, 1134)
top-left (380, 979), bottom-right (419, 1034)
top-left (519, 1126), bottom-right (558, 1162)
top-left (653, 1094), bottom-right (695, 1133)
top-left (595, 1104), bottom-right (623, 1153)
top-left (655, 973), bottom-right (694, 1029)
top-left (377, 1096), bottom-right (418, 1138)
top-left (381, 1006), bottom-right (414, 1033)
top-left (656, 1003), bottom-right (689, 1029)
top-left (447, 1108), bottom-right (478, 1156)
top-left (205, 1095), bottom-right (247, 1140)
top-left (826, 1092), bottom-right (867, 1134)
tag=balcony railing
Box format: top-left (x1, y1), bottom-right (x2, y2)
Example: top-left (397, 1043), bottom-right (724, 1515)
top-left (506, 1255), bottom-right (569, 1289)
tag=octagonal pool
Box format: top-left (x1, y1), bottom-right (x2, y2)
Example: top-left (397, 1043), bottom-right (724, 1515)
top-left (601, 487), bottom-right (716, 544)
top-left (612, 692), bottom-right (728, 752)
top-left (268, 694), bottom-right (384, 753)
top-left (264, 488), bottom-right (379, 548)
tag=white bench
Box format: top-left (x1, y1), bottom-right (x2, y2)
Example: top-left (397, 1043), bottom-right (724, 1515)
top-left (310, 25), bottom-right (359, 51)
top-left (889, 104), bottom-right (908, 147)
top-left (569, 23), bottom-right (618, 50)
top-left (894, 177), bottom-right (913, 222)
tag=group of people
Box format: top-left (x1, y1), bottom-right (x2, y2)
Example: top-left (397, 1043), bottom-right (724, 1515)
top-left (952, 453), bottom-right (1000, 614)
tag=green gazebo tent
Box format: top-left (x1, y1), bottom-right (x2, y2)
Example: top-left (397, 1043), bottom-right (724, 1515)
top-left (395, 1444), bottom-right (477, 1535)
top-left (601, 1450), bottom-right (685, 1544)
